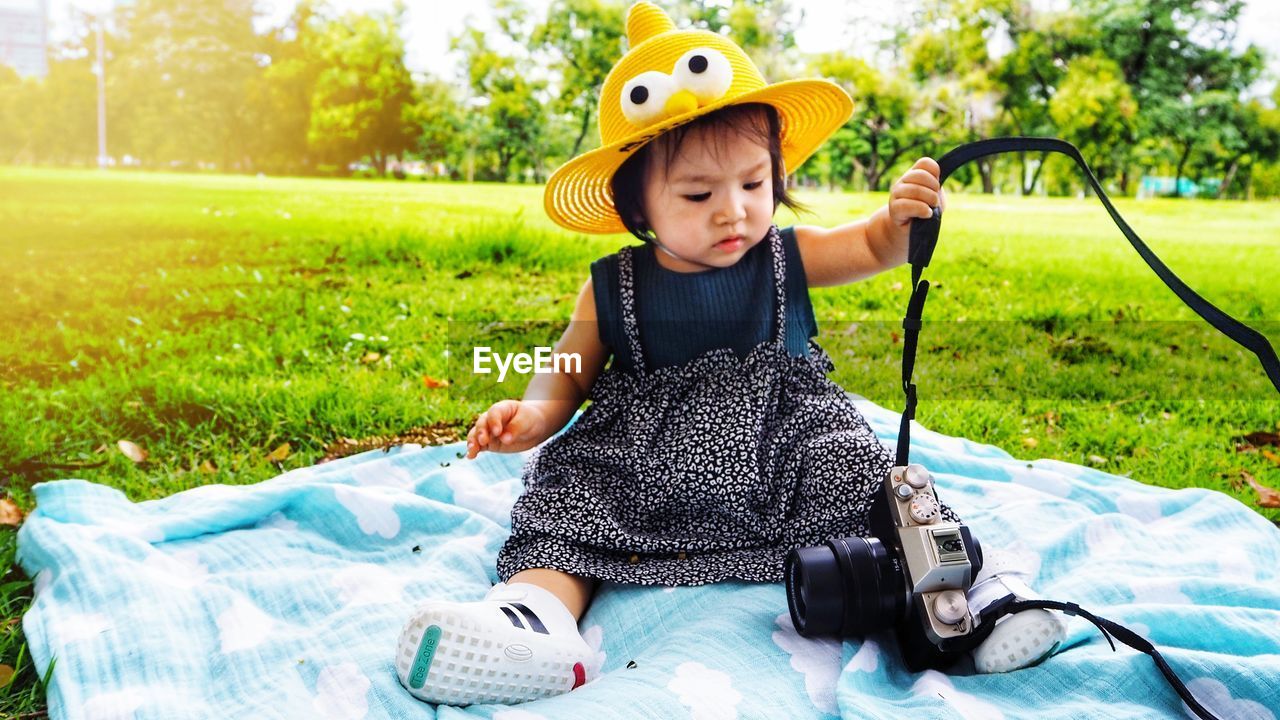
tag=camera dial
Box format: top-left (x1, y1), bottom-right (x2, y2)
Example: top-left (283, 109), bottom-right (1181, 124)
top-left (908, 493), bottom-right (940, 523)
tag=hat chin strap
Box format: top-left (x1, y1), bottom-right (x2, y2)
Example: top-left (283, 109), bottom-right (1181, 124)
top-left (652, 236), bottom-right (722, 271)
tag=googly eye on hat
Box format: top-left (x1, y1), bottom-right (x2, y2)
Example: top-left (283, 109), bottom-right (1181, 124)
top-left (543, 0), bottom-right (854, 235)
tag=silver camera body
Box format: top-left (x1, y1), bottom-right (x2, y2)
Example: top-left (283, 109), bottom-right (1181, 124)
top-left (884, 463), bottom-right (978, 646)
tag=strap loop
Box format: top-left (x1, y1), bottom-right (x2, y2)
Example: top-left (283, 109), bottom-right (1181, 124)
top-left (939, 599), bottom-right (1221, 720)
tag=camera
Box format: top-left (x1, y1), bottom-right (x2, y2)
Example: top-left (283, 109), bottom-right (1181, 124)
top-left (784, 463), bottom-right (983, 671)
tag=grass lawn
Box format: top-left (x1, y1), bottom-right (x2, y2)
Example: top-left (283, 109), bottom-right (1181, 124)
top-left (1, 166), bottom-right (1278, 713)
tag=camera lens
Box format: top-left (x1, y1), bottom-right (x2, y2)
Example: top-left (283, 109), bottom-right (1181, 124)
top-left (785, 536), bottom-right (907, 638)
top-left (785, 545), bottom-right (845, 635)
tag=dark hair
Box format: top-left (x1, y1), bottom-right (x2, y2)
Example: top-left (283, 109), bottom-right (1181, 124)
top-left (609, 102), bottom-right (808, 243)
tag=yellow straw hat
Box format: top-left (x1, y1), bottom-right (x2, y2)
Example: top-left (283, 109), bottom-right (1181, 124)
top-left (544, 1), bottom-right (853, 235)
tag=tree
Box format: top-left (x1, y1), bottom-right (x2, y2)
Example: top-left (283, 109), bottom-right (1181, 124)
top-left (243, 0), bottom-right (325, 174)
top-left (109, 0), bottom-right (260, 169)
top-left (452, 26), bottom-right (548, 182)
top-left (406, 75), bottom-right (468, 177)
top-left (1079, 0), bottom-right (1265, 194)
top-left (25, 55), bottom-right (99, 165)
top-left (1190, 94), bottom-right (1280, 199)
top-left (989, 5), bottom-right (1096, 194)
top-left (1047, 54), bottom-right (1137, 191)
top-left (528, 0), bottom-right (625, 159)
top-left (671, 0), bottom-right (801, 81)
top-left (306, 7), bottom-right (415, 175)
top-left (0, 64), bottom-right (27, 163)
top-left (810, 51), bottom-right (950, 191)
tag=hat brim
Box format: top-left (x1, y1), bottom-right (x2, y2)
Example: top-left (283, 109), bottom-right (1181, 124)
top-left (544, 78), bottom-right (854, 235)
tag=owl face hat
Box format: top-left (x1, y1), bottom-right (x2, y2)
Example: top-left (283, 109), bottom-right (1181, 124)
top-left (544, 1), bottom-right (853, 235)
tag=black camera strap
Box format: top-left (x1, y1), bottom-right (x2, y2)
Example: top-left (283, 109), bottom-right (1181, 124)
top-left (893, 137), bottom-right (1276, 720)
top-left (895, 136), bottom-right (1280, 466)
top-left (937, 597), bottom-right (1221, 720)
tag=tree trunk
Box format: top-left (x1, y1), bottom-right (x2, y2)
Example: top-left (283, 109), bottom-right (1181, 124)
top-left (1173, 142), bottom-right (1192, 198)
top-left (866, 167), bottom-right (882, 192)
top-left (865, 132), bottom-right (881, 191)
top-left (979, 158), bottom-right (994, 193)
top-left (1023, 151), bottom-right (1048, 195)
top-left (570, 106), bottom-right (593, 158)
top-left (1217, 157), bottom-right (1240, 199)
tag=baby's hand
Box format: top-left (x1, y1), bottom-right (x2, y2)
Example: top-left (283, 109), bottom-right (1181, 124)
top-left (888, 157), bottom-right (945, 228)
top-left (466, 400), bottom-right (547, 459)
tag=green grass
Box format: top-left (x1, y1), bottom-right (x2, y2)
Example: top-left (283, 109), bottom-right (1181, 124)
top-left (1, 166), bottom-right (1279, 715)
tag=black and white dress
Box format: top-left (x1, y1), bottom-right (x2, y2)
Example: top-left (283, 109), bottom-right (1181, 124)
top-left (495, 225), bottom-right (957, 586)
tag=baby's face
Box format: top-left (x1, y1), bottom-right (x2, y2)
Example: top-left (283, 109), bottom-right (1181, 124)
top-left (641, 126), bottom-right (774, 272)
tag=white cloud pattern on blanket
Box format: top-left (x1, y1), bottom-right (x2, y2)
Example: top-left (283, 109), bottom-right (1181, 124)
top-left (911, 670), bottom-right (1005, 720)
top-left (57, 612), bottom-right (113, 644)
top-left (311, 662), bottom-right (371, 719)
top-left (331, 563), bottom-right (406, 608)
top-left (1085, 516), bottom-right (1127, 555)
top-left (444, 463), bottom-right (521, 525)
top-left (667, 661), bottom-right (742, 720)
top-left (1009, 466), bottom-right (1072, 498)
top-left (81, 688), bottom-right (145, 720)
top-left (582, 623), bottom-right (607, 672)
top-left (256, 510), bottom-right (299, 532)
top-left (33, 568), bottom-right (54, 598)
top-left (1130, 576), bottom-right (1191, 605)
top-left (352, 458), bottom-right (416, 491)
top-left (218, 596), bottom-right (275, 652)
top-left (493, 710), bottom-right (551, 720)
top-left (1183, 677), bottom-right (1276, 720)
top-left (771, 612), bottom-right (840, 714)
top-left (1116, 494), bottom-right (1165, 522)
top-left (844, 638), bottom-right (880, 673)
top-left (333, 485), bottom-right (401, 538)
top-left (142, 549), bottom-right (209, 589)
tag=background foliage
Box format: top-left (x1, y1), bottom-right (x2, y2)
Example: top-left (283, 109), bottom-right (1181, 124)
top-left (2, 0), bottom-right (1279, 197)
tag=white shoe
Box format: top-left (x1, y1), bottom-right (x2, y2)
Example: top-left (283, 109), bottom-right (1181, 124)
top-left (968, 550), bottom-right (1065, 674)
top-left (395, 582), bottom-right (598, 705)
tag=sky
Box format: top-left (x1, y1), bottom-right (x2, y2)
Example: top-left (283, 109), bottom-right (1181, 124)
top-left (29, 0), bottom-right (1280, 101)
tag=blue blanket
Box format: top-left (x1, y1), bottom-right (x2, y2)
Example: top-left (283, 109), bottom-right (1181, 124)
top-left (18, 397), bottom-right (1280, 720)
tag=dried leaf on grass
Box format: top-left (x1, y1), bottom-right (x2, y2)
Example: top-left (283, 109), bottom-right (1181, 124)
top-left (320, 421), bottom-right (464, 463)
top-left (422, 375), bottom-right (450, 389)
top-left (117, 439), bottom-right (148, 463)
top-left (1241, 431), bottom-right (1280, 447)
top-left (0, 497), bottom-right (23, 526)
top-left (0, 663), bottom-right (13, 688)
top-left (266, 443), bottom-right (292, 463)
top-left (1239, 470), bottom-right (1280, 509)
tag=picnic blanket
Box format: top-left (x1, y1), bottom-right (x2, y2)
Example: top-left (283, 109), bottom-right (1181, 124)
top-left (17, 396), bottom-right (1280, 720)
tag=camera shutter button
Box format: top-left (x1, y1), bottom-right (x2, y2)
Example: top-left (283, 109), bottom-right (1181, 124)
top-left (894, 483), bottom-right (914, 500)
top-left (933, 590), bottom-right (968, 625)
top-left (904, 464), bottom-right (932, 489)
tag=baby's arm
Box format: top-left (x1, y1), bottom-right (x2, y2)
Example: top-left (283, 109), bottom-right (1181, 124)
top-left (794, 158), bottom-right (944, 287)
top-left (466, 278), bottom-right (608, 459)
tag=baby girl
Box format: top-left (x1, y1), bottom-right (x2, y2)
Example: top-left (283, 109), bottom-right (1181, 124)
top-left (395, 1), bottom-right (1063, 706)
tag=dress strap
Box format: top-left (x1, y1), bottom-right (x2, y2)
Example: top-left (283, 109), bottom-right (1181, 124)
top-left (617, 246), bottom-right (647, 373)
top-left (766, 225), bottom-right (787, 346)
